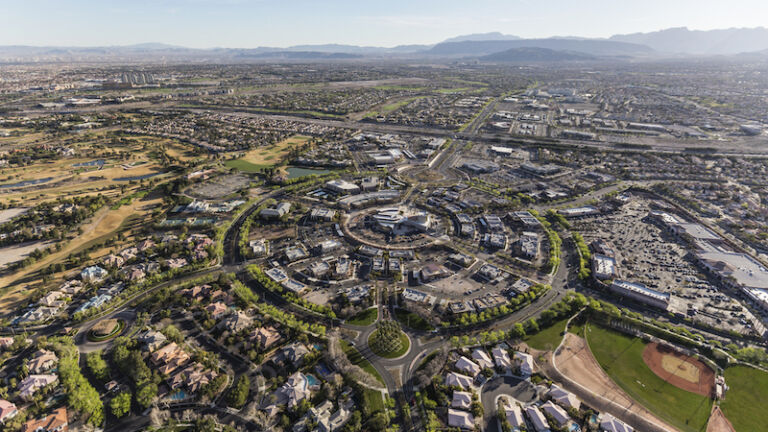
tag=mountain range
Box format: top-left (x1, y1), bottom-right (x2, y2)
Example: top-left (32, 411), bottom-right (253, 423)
top-left (2, 27), bottom-right (768, 63)
top-left (610, 27), bottom-right (768, 55)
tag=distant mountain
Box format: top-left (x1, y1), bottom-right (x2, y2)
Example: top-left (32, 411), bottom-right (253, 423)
top-left (441, 32), bottom-right (521, 43)
top-left (610, 27), bottom-right (768, 55)
top-left (426, 39), bottom-right (653, 57)
top-left (235, 51), bottom-right (363, 60)
top-left (480, 47), bottom-right (596, 62)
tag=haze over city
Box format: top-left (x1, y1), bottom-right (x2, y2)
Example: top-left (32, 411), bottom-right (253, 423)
top-left (1, 0), bottom-right (768, 47)
top-left (1, 2), bottom-right (768, 432)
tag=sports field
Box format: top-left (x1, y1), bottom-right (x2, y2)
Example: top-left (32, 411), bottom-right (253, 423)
top-left (524, 318), bottom-right (568, 351)
top-left (642, 342), bottom-right (715, 397)
top-left (226, 135), bottom-right (312, 173)
top-left (586, 324), bottom-right (713, 432)
top-left (720, 365), bottom-right (768, 431)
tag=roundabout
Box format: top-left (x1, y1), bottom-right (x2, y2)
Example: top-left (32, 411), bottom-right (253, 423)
top-left (86, 318), bottom-right (126, 342)
top-left (367, 320), bottom-right (411, 359)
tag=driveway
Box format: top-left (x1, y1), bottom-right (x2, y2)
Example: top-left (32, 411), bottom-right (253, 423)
top-left (481, 375), bottom-right (536, 432)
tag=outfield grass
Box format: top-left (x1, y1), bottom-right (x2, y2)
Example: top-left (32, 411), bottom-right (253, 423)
top-left (340, 340), bottom-right (385, 385)
top-left (524, 318), bottom-right (568, 351)
top-left (368, 331), bottom-right (410, 359)
top-left (586, 324), bottom-right (712, 432)
top-left (347, 308), bottom-right (378, 326)
top-left (721, 365), bottom-right (768, 431)
top-left (394, 308), bottom-right (435, 331)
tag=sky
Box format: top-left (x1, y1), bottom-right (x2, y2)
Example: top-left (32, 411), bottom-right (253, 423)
top-left (1, 0), bottom-right (767, 48)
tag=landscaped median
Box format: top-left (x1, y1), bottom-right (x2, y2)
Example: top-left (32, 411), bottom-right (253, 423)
top-left (368, 321), bottom-right (410, 359)
top-left (340, 339), bottom-right (385, 386)
top-left (347, 307), bottom-right (378, 326)
top-left (86, 318), bottom-right (126, 342)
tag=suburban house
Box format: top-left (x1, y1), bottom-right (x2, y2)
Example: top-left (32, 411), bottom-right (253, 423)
top-left (0, 400), bottom-right (17, 424)
top-left (251, 326), bottom-right (281, 349)
top-left (548, 383), bottom-right (581, 410)
top-left (205, 302), bottom-right (228, 319)
top-left (451, 391), bottom-right (472, 410)
top-left (21, 407), bottom-right (67, 432)
top-left (273, 372), bottom-right (311, 408)
top-left (137, 330), bottom-right (167, 352)
top-left (444, 372), bottom-right (473, 390)
top-left (28, 350), bottom-right (58, 374)
top-left (492, 346), bottom-right (512, 369)
top-left (524, 405), bottom-right (550, 432)
top-left (447, 408), bottom-right (475, 430)
top-left (80, 266), bottom-right (108, 282)
top-left (278, 342), bottom-right (310, 367)
top-left (218, 310), bottom-right (253, 333)
top-left (18, 375), bottom-right (58, 401)
top-left (541, 401), bottom-right (570, 427)
top-left (455, 356), bottom-right (481, 376)
top-left (471, 349), bottom-right (493, 369)
top-left (150, 342), bottom-right (191, 376)
top-left (514, 351), bottom-right (535, 377)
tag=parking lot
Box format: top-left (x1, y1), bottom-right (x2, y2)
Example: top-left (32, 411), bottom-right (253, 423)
top-left (574, 198), bottom-right (758, 334)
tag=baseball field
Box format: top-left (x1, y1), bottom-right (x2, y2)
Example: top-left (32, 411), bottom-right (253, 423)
top-left (720, 365), bottom-right (768, 431)
top-left (586, 324), bottom-right (713, 432)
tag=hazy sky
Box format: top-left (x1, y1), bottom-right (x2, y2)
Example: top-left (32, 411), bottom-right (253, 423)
top-left (1, 0), bottom-right (767, 48)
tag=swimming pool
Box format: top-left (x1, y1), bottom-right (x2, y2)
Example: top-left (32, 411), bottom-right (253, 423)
top-left (306, 374), bottom-right (320, 387)
top-left (170, 389), bottom-right (188, 401)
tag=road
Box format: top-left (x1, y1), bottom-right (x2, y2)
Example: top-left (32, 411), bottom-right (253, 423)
top-left (480, 375), bottom-right (537, 432)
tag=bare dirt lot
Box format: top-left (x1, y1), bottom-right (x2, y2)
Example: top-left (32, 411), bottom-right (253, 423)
top-left (642, 342), bottom-right (715, 397)
top-left (553, 333), bottom-right (676, 432)
top-left (706, 406), bottom-right (735, 432)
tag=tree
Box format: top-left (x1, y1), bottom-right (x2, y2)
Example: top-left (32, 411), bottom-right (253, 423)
top-left (136, 381), bottom-right (158, 409)
top-left (228, 375), bottom-right (250, 409)
top-left (195, 415), bottom-right (218, 432)
top-left (86, 351), bottom-right (109, 382)
top-left (370, 320), bottom-right (403, 354)
top-left (110, 392), bottom-right (131, 418)
top-left (368, 412), bottom-right (389, 431)
top-left (161, 324), bottom-right (183, 344)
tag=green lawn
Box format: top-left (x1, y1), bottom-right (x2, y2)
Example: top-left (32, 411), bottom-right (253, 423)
top-left (347, 308), bottom-right (378, 326)
top-left (394, 308), bottom-right (434, 331)
top-left (721, 365), bottom-right (768, 431)
top-left (525, 318), bottom-right (568, 351)
top-left (568, 321), bottom-right (585, 336)
top-left (340, 340), bottom-right (385, 385)
top-left (361, 387), bottom-right (386, 415)
top-left (223, 158), bottom-right (270, 174)
top-left (368, 331), bottom-right (410, 359)
top-left (586, 324), bottom-right (712, 432)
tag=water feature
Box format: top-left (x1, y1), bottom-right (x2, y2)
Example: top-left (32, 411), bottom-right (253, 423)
top-left (0, 177), bottom-right (54, 189)
top-left (286, 166), bottom-right (330, 179)
top-left (73, 159), bottom-right (105, 167)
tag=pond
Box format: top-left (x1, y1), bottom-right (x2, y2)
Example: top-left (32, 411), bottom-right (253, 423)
top-left (0, 177), bottom-right (54, 189)
top-left (286, 166), bottom-right (330, 179)
top-left (73, 159), bottom-right (105, 167)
